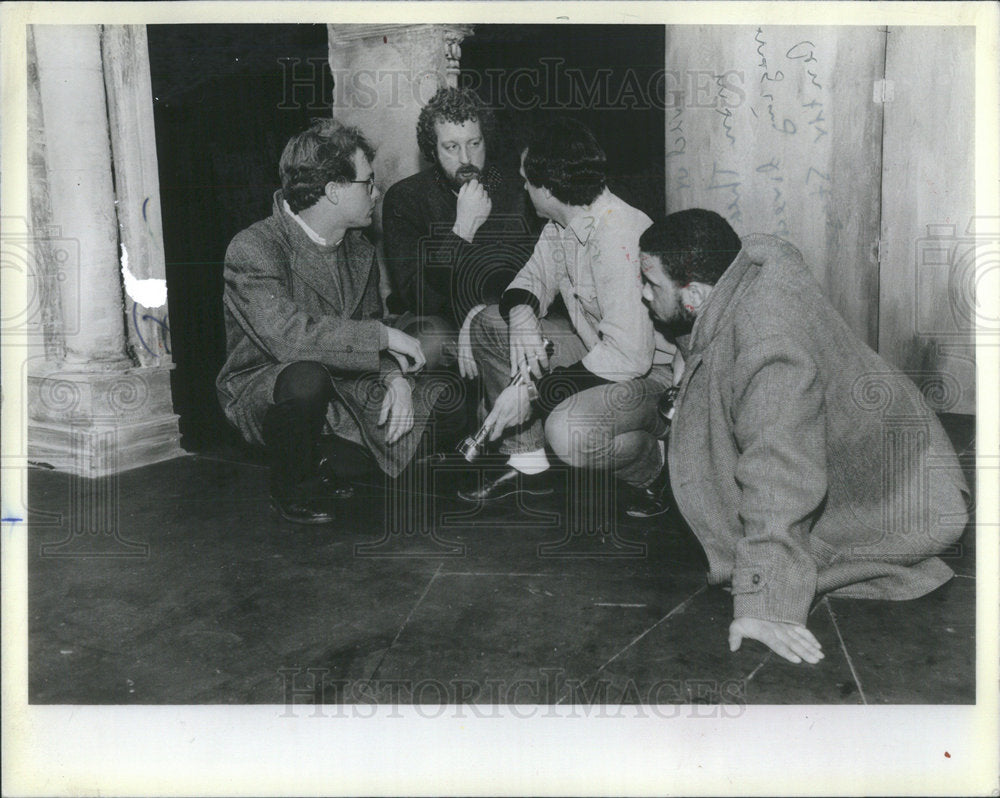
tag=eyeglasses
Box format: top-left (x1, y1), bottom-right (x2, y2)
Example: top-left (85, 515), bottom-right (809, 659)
top-left (350, 174), bottom-right (376, 195)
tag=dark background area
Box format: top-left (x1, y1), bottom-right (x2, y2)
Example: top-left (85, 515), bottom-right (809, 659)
top-left (148, 24), bottom-right (665, 451)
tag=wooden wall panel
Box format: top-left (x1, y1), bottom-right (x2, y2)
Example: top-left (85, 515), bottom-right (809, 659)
top-left (879, 27), bottom-right (976, 414)
top-left (663, 26), bottom-right (886, 346)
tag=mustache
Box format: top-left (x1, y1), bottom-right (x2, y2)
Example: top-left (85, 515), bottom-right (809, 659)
top-left (455, 165), bottom-right (482, 183)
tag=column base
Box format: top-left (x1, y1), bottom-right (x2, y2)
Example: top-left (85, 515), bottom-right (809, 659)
top-left (28, 365), bottom-right (187, 477)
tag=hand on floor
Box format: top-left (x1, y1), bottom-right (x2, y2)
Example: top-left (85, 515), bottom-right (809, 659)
top-left (728, 617), bottom-right (824, 665)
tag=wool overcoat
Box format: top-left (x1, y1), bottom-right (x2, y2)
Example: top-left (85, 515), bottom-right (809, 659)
top-left (668, 234), bottom-right (969, 626)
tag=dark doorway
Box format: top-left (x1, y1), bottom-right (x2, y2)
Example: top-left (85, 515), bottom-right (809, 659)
top-left (148, 24), bottom-right (331, 451)
top-left (460, 24), bottom-right (666, 218)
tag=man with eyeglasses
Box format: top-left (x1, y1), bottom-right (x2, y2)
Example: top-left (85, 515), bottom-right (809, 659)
top-left (382, 86), bottom-right (542, 381)
top-left (217, 119), bottom-right (465, 525)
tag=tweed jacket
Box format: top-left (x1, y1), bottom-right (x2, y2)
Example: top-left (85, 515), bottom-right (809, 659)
top-left (668, 234), bottom-right (969, 626)
top-left (216, 192), bottom-right (444, 477)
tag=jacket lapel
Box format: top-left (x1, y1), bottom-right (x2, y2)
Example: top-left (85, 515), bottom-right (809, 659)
top-left (288, 246), bottom-right (345, 310)
top-left (272, 193), bottom-right (376, 317)
top-left (339, 232), bottom-right (375, 319)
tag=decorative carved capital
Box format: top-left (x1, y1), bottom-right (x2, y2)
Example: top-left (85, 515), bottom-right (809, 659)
top-left (327, 23), bottom-right (473, 89)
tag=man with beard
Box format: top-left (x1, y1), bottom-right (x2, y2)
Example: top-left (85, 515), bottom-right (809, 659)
top-left (217, 120), bottom-right (463, 525)
top-left (638, 208), bottom-right (969, 664)
top-left (382, 86), bottom-right (541, 380)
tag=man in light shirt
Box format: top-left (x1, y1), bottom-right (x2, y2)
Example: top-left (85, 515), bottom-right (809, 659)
top-left (460, 118), bottom-right (675, 517)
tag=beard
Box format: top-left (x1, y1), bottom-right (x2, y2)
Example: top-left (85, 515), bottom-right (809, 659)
top-left (651, 301), bottom-right (696, 342)
top-left (439, 161), bottom-right (484, 190)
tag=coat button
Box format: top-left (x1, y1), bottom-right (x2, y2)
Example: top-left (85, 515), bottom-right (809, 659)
top-left (345, 345), bottom-right (353, 353)
top-left (752, 574), bottom-right (761, 585)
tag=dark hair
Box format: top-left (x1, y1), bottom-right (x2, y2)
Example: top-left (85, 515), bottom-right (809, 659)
top-left (522, 117), bottom-right (606, 206)
top-left (280, 118), bottom-right (375, 213)
top-left (416, 87), bottom-right (494, 164)
top-left (639, 209), bottom-right (742, 286)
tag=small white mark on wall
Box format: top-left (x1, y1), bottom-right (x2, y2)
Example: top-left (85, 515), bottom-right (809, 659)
top-left (120, 243), bottom-right (167, 308)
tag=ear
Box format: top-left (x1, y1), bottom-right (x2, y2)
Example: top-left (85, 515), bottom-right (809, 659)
top-left (682, 281), bottom-right (712, 311)
top-left (323, 181), bottom-right (340, 206)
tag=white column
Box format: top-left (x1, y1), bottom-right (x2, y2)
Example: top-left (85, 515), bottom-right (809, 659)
top-left (28, 24), bottom-right (184, 477)
top-left (102, 24), bottom-right (173, 368)
top-left (32, 25), bottom-right (131, 367)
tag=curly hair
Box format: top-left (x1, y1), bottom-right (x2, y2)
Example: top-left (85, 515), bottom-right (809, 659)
top-left (522, 117), bottom-right (606, 207)
top-left (279, 118), bottom-right (375, 214)
top-left (416, 87), bottom-right (494, 164)
top-left (638, 209), bottom-right (742, 286)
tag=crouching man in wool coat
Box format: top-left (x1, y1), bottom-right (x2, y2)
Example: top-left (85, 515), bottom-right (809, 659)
top-left (637, 209), bottom-right (969, 664)
top-left (216, 119), bottom-right (464, 525)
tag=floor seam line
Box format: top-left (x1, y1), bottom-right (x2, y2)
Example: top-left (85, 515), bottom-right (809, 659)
top-left (363, 562), bottom-right (443, 687)
top-left (743, 598), bottom-right (824, 684)
top-left (824, 596), bottom-right (868, 705)
top-left (555, 583), bottom-right (707, 704)
top-left (744, 654), bottom-right (773, 683)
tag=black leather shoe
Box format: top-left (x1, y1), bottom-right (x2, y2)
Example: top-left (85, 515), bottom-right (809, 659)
top-left (270, 493), bottom-right (336, 525)
top-left (624, 464), bottom-right (672, 518)
top-left (457, 466), bottom-right (555, 503)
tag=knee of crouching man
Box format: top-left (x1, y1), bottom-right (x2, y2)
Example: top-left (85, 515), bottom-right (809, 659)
top-left (545, 409), bottom-right (587, 469)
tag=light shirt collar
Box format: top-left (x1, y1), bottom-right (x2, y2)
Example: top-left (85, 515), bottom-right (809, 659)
top-left (565, 188), bottom-right (611, 245)
top-left (283, 199), bottom-right (329, 246)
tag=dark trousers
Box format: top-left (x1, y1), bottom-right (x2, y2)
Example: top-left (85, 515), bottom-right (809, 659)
top-left (262, 315), bottom-right (467, 498)
top-left (262, 361), bottom-right (335, 499)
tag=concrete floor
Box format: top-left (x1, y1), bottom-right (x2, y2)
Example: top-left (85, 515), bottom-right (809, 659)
top-left (28, 415), bottom-right (976, 705)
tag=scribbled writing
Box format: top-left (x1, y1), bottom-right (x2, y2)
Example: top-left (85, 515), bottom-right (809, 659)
top-left (707, 161), bottom-right (743, 225)
top-left (753, 28), bottom-right (796, 135)
top-left (786, 40), bottom-right (828, 144)
top-left (756, 158), bottom-right (790, 236)
top-left (132, 302), bottom-right (171, 357)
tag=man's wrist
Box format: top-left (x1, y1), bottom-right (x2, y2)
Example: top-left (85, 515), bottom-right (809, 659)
top-left (509, 304), bottom-right (537, 324)
top-left (451, 224), bottom-right (474, 244)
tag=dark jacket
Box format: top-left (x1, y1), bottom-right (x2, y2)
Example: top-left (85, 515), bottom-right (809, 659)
top-left (668, 234), bottom-right (969, 626)
top-left (216, 192), bottom-right (445, 477)
top-left (381, 164), bottom-right (541, 325)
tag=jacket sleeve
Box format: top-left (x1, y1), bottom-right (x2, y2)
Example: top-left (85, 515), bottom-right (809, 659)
top-left (222, 229), bottom-right (387, 372)
top-left (729, 328), bottom-right (827, 627)
top-left (382, 184), bottom-right (465, 317)
top-left (580, 216), bottom-right (655, 380)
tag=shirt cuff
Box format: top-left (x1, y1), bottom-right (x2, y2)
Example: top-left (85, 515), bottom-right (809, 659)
top-left (499, 288), bottom-right (541, 322)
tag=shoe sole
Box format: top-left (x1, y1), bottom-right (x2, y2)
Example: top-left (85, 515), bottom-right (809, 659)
top-left (457, 486), bottom-right (555, 503)
top-left (270, 500), bottom-right (336, 526)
